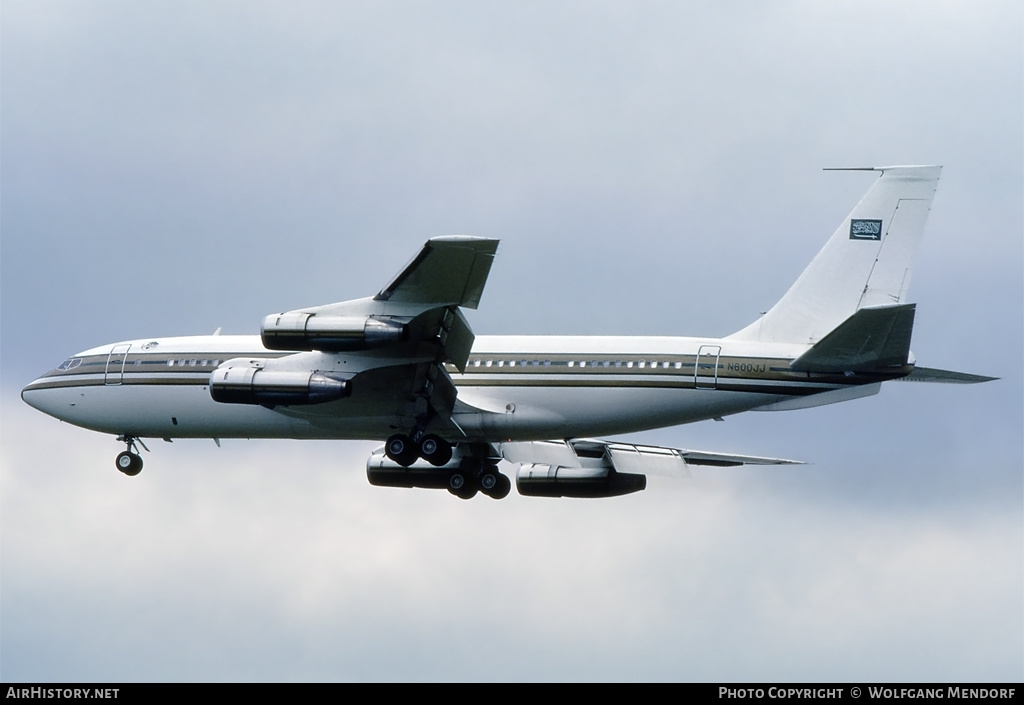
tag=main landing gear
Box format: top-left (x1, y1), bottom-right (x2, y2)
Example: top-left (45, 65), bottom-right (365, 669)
top-left (385, 432), bottom-right (453, 467)
top-left (383, 433), bottom-right (511, 500)
top-left (448, 463), bottom-right (511, 500)
top-left (114, 435), bottom-right (147, 476)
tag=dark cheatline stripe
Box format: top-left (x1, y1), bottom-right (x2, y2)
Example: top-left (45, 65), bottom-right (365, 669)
top-left (456, 376), bottom-right (844, 397)
top-left (26, 376), bottom-right (212, 391)
top-left (33, 350), bottom-right (888, 398)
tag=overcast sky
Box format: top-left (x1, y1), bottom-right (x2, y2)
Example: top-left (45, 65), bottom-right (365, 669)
top-left (2, 1), bottom-right (1021, 682)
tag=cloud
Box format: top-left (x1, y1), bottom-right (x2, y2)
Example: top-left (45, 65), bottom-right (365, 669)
top-left (2, 0), bottom-right (1021, 682)
top-left (2, 403), bottom-right (1020, 681)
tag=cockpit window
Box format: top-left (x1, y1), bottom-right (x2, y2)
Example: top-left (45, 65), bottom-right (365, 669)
top-left (57, 358), bottom-right (82, 371)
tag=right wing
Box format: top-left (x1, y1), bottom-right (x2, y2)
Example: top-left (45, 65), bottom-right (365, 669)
top-left (500, 438), bottom-right (802, 497)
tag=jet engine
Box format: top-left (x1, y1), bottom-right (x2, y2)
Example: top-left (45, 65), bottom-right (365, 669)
top-left (209, 360), bottom-right (350, 405)
top-left (515, 463), bottom-right (646, 498)
top-left (261, 312), bottom-right (407, 352)
top-left (366, 451), bottom-right (462, 491)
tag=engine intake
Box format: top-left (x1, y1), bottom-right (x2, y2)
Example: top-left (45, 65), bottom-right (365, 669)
top-left (210, 361), bottom-right (350, 405)
top-left (261, 312), bottom-right (407, 351)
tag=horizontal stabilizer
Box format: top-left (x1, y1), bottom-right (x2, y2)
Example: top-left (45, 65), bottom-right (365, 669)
top-left (897, 367), bottom-right (998, 384)
top-left (790, 304), bottom-right (915, 373)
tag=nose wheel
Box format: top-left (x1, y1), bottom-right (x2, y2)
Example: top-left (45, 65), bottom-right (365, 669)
top-left (116, 450), bottom-right (143, 476)
top-left (114, 435), bottom-right (148, 476)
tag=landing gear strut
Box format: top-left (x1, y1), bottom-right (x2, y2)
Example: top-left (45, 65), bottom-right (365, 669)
top-left (115, 435), bottom-right (147, 476)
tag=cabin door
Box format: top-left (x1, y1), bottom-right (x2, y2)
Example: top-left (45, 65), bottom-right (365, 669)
top-left (105, 344), bottom-right (131, 385)
top-left (695, 345), bottom-right (721, 389)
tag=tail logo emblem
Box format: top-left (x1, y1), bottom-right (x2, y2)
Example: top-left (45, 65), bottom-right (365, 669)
top-left (850, 219), bottom-right (883, 240)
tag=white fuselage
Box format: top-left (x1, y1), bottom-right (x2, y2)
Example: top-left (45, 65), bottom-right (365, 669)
top-left (21, 333), bottom-right (890, 444)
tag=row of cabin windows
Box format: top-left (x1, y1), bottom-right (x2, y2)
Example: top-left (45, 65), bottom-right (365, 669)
top-left (166, 359), bottom-right (221, 368)
top-left (58, 358), bottom-right (223, 371)
top-left (469, 358), bottom-right (686, 370)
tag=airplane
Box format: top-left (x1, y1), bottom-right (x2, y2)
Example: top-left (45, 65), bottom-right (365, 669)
top-left (22, 165), bottom-right (995, 499)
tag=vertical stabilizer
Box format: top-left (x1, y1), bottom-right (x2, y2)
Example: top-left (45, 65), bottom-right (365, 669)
top-left (729, 166), bottom-right (941, 344)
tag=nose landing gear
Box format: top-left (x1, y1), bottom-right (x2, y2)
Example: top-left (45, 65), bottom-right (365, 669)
top-left (114, 435), bottom-right (148, 476)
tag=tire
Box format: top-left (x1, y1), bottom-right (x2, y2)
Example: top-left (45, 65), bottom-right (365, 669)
top-left (450, 484), bottom-right (478, 500)
top-left (116, 451), bottom-right (142, 477)
top-left (482, 472), bottom-right (511, 500)
top-left (385, 434), bottom-right (417, 467)
top-left (419, 434), bottom-right (453, 466)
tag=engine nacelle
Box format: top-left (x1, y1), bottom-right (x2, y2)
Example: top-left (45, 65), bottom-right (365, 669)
top-left (366, 447), bottom-right (463, 490)
top-left (210, 360), bottom-right (350, 405)
top-left (516, 463), bottom-right (646, 498)
top-left (261, 312), bottom-right (407, 352)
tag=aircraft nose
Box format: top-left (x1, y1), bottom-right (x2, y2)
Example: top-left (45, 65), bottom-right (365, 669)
top-left (21, 380), bottom-right (69, 420)
top-left (22, 381), bottom-right (48, 412)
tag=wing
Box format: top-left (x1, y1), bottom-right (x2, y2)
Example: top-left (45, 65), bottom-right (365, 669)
top-left (212, 237), bottom-right (499, 429)
top-left (500, 438), bottom-right (802, 497)
top-left (375, 235), bottom-right (497, 310)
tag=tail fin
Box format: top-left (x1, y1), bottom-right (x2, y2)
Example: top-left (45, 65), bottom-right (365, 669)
top-left (729, 166), bottom-right (942, 344)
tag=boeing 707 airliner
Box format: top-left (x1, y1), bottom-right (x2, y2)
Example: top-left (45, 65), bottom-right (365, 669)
top-left (22, 166), bottom-right (993, 499)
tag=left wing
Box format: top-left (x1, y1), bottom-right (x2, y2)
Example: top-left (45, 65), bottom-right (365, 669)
top-left (500, 439), bottom-right (802, 498)
top-left (261, 236), bottom-right (498, 369)
top-left (375, 235), bottom-right (496, 310)
top-left (211, 237), bottom-right (499, 426)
